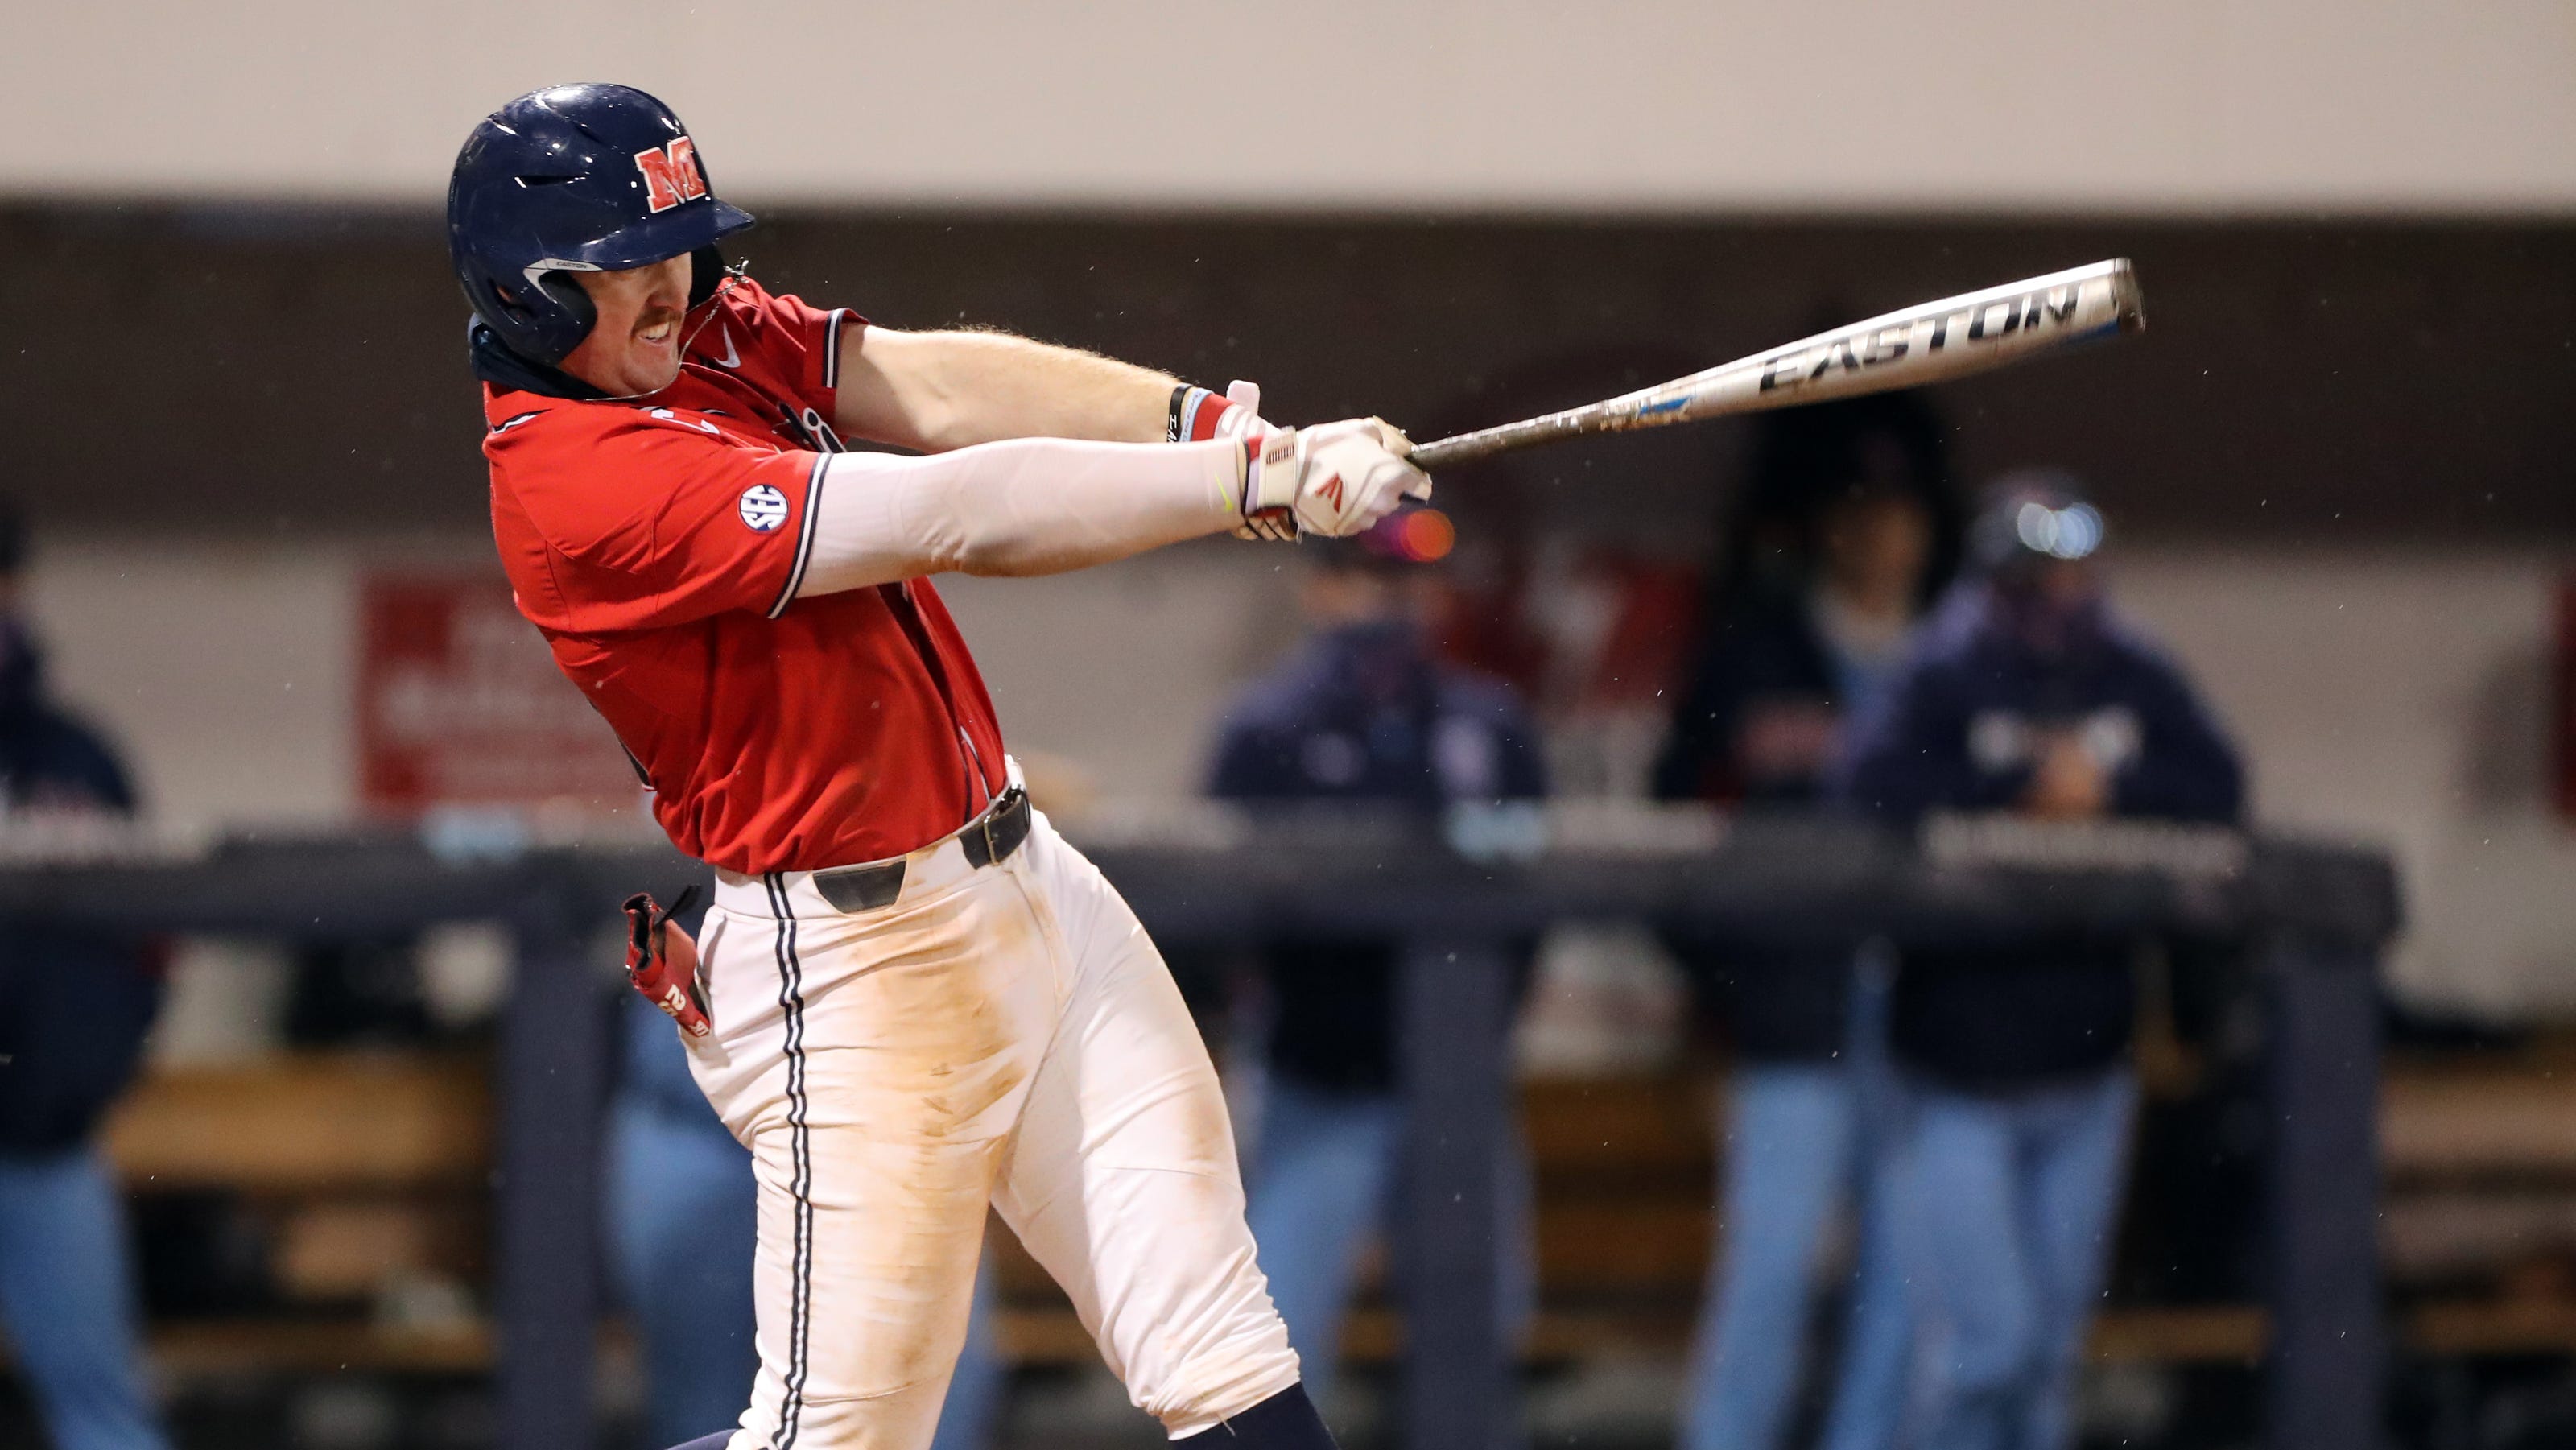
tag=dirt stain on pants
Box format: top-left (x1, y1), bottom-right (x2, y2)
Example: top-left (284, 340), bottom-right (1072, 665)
top-left (687, 816), bottom-right (1298, 1450)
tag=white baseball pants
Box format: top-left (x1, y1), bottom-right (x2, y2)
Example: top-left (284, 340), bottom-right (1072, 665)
top-left (685, 808), bottom-right (1298, 1450)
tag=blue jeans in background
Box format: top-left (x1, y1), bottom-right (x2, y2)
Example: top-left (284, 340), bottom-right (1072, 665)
top-left (0, 1146), bottom-right (171, 1450)
top-left (1889, 1068), bottom-right (2137, 1450)
top-left (1245, 1076), bottom-right (1534, 1412)
top-left (610, 1013), bottom-right (1005, 1450)
top-left (1682, 1064), bottom-right (1912, 1450)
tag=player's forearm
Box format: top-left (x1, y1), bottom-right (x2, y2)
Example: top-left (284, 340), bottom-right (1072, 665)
top-left (836, 327), bottom-right (1175, 452)
top-left (795, 437), bottom-right (1245, 597)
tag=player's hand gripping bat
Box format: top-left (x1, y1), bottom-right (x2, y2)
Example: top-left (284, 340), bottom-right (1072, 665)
top-left (1406, 258), bottom-right (2143, 472)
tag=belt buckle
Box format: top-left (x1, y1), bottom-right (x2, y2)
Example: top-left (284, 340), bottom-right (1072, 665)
top-left (976, 785), bottom-right (1026, 865)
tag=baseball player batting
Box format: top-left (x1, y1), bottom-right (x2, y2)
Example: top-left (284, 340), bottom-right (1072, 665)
top-left (449, 85), bottom-right (1422, 1450)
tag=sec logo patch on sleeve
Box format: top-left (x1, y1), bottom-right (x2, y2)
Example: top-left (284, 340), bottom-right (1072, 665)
top-left (739, 485), bottom-right (791, 533)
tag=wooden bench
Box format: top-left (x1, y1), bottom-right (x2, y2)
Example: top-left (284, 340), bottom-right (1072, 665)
top-left (105, 1051), bottom-right (489, 1194)
top-left (71, 1053), bottom-right (2576, 1385)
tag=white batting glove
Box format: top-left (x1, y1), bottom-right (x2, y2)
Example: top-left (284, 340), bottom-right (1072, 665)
top-left (1209, 382), bottom-right (1286, 539)
top-left (1171, 381), bottom-right (1296, 538)
top-left (1236, 417), bottom-right (1432, 540)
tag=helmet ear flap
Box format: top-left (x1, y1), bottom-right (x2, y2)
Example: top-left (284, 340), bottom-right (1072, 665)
top-left (686, 246), bottom-right (727, 309)
top-left (533, 270), bottom-right (598, 357)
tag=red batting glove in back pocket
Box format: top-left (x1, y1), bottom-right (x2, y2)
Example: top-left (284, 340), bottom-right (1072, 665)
top-left (623, 886), bottom-right (712, 1039)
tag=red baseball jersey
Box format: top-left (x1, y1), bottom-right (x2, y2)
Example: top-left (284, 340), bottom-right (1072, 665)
top-left (481, 276), bottom-right (1009, 874)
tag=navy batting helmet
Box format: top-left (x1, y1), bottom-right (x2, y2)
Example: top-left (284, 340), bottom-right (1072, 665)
top-left (448, 84), bottom-right (755, 366)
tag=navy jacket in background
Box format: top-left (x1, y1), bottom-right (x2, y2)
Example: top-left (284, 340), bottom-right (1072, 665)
top-left (1208, 622), bottom-right (1548, 1093)
top-left (0, 626), bottom-right (162, 1155)
top-left (1834, 584), bottom-right (2244, 1089)
top-left (1652, 586), bottom-right (1843, 808)
top-left (1651, 586), bottom-right (1864, 1062)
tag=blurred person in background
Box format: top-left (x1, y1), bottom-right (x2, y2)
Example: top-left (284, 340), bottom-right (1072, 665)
top-left (1836, 473), bottom-right (2244, 1450)
top-left (1207, 509), bottom-right (1548, 1415)
top-left (1653, 397), bottom-right (1958, 1450)
top-left (0, 505), bottom-right (174, 1450)
top-left (611, 940), bottom-right (1005, 1450)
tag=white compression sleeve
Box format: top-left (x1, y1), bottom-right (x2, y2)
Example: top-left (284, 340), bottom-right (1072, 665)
top-left (793, 436), bottom-right (1245, 598)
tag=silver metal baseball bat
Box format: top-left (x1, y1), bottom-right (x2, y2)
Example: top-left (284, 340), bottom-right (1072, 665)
top-left (1407, 258), bottom-right (2145, 473)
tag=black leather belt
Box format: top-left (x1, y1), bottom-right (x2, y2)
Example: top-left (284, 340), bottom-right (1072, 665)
top-left (811, 785), bottom-right (1031, 914)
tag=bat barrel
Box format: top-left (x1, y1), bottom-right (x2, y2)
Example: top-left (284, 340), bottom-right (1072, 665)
top-left (1404, 258), bottom-right (2143, 475)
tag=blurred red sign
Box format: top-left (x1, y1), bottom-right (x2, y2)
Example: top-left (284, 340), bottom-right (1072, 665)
top-left (357, 574), bottom-right (638, 816)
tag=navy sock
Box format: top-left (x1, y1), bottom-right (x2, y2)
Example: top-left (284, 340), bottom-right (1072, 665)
top-left (1174, 1383), bottom-right (1338, 1450)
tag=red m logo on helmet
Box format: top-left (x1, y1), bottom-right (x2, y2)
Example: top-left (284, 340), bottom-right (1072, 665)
top-left (634, 138), bottom-right (708, 213)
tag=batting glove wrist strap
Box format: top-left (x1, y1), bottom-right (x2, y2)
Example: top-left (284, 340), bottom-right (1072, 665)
top-left (1233, 426), bottom-right (1305, 543)
top-left (1168, 383), bottom-right (1264, 444)
top-left (623, 885), bottom-right (712, 1039)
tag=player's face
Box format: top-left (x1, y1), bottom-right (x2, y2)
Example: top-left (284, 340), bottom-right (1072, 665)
top-left (561, 252), bottom-right (695, 396)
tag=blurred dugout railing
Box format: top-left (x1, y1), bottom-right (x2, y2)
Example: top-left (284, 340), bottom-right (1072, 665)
top-left (0, 808), bottom-right (2398, 1450)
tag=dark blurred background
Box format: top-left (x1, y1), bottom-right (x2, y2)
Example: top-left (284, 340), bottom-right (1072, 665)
top-left (6, 208), bottom-right (2566, 544)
